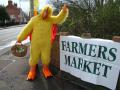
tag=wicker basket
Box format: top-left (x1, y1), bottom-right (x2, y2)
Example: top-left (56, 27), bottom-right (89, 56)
top-left (11, 44), bottom-right (28, 57)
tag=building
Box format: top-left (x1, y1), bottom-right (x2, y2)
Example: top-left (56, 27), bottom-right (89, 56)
top-left (6, 0), bottom-right (27, 24)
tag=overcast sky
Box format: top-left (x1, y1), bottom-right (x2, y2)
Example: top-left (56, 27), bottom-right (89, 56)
top-left (0, 0), bottom-right (30, 14)
top-left (0, 0), bottom-right (65, 14)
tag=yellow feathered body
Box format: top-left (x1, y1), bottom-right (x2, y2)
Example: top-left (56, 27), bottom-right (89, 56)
top-left (17, 5), bottom-right (69, 66)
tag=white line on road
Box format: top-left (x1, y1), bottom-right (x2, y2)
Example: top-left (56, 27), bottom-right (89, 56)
top-left (0, 32), bottom-right (19, 39)
top-left (0, 27), bottom-right (22, 35)
top-left (1, 36), bottom-right (17, 42)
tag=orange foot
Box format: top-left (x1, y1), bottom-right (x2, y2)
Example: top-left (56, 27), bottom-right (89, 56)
top-left (42, 66), bottom-right (53, 78)
top-left (27, 70), bottom-right (36, 81)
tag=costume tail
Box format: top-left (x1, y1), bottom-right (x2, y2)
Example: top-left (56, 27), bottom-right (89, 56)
top-left (51, 24), bottom-right (58, 44)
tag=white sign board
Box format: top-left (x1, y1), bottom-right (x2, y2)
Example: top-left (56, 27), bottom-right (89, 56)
top-left (60, 36), bottom-right (120, 90)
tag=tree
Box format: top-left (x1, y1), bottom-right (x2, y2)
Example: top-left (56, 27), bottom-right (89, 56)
top-left (0, 5), bottom-right (10, 26)
top-left (94, 0), bottom-right (120, 38)
top-left (53, 0), bottom-right (120, 39)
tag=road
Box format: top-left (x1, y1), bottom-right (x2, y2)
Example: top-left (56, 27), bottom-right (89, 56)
top-left (0, 26), bottom-right (24, 46)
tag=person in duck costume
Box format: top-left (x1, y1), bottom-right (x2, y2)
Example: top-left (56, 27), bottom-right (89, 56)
top-left (17, 4), bottom-right (69, 80)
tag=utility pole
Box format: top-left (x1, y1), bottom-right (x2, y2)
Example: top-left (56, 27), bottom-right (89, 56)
top-left (30, 0), bottom-right (34, 18)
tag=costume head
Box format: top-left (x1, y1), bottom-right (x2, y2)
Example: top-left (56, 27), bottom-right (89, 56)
top-left (40, 5), bottom-right (53, 19)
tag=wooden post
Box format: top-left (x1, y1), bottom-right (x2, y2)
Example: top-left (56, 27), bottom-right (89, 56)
top-left (50, 32), bottom-right (69, 75)
top-left (112, 36), bottom-right (120, 42)
top-left (81, 32), bottom-right (91, 38)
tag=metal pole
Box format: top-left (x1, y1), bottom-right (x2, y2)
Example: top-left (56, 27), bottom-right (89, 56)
top-left (30, 0), bottom-right (34, 18)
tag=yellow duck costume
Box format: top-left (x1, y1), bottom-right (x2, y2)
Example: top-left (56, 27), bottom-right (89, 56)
top-left (17, 4), bottom-right (69, 80)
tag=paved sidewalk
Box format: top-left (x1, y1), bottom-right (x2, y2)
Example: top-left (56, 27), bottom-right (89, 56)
top-left (0, 51), bottom-right (83, 90)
